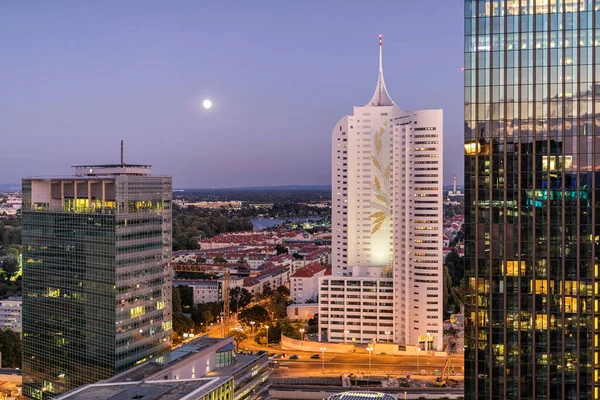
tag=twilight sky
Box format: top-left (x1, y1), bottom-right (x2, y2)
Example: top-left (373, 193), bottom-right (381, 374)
top-left (0, 1), bottom-right (464, 188)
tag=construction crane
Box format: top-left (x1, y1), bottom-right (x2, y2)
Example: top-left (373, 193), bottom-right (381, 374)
top-left (170, 262), bottom-right (231, 337)
top-left (434, 354), bottom-right (459, 387)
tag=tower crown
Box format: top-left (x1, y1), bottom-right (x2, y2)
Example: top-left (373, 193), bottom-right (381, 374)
top-left (366, 34), bottom-right (395, 107)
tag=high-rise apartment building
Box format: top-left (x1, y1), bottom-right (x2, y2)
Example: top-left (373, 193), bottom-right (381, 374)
top-left (464, 1), bottom-right (600, 399)
top-left (22, 162), bottom-right (172, 399)
top-left (320, 36), bottom-right (444, 349)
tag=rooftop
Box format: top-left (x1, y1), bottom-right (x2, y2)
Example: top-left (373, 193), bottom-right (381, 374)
top-left (328, 391), bottom-right (397, 400)
top-left (290, 262), bottom-right (328, 278)
top-left (56, 377), bottom-right (231, 400)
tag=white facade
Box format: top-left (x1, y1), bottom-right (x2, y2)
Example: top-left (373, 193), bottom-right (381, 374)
top-left (0, 297), bottom-right (22, 333)
top-left (290, 263), bottom-right (327, 304)
top-left (319, 36), bottom-right (443, 350)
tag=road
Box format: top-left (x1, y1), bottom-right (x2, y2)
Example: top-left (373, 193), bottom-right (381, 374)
top-left (272, 354), bottom-right (462, 376)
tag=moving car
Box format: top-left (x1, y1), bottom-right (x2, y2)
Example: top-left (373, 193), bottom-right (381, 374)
top-left (310, 354), bottom-right (320, 359)
top-left (289, 354), bottom-right (300, 360)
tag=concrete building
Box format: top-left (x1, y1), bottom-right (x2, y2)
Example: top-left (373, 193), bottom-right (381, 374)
top-left (243, 266), bottom-right (289, 297)
top-left (286, 303), bottom-right (319, 321)
top-left (328, 392), bottom-right (396, 400)
top-left (173, 278), bottom-right (243, 305)
top-left (105, 336), bottom-right (269, 400)
top-left (55, 377), bottom-right (233, 400)
top-left (21, 161), bottom-right (172, 398)
top-left (290, 262), bottom-right (328, 304)
top-left (0, 297), bottom-right (21, 333)
top-left (320, 36), bottom-right (443, 349)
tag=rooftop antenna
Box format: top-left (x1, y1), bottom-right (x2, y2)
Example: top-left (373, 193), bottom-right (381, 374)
top-left (120, 140), bottom-right (124, 166)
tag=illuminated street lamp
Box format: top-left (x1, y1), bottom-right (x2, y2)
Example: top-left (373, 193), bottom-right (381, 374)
top-left (250, 321), bottom-right (255, 333)
top-left (416, 346), bottom-right (421, 374)
top-left (384, 331), bottom-right (391, 344)
top-left (366, 346), bottom-right (373, 373)
top-left (299, 328), bottom-right (305, 341)
top-left (320, 347), bottom-right (326, 374)
top-left (265, 325), bottom-right (270, 348)
top-left (344, 330), bottom-right (349, 344)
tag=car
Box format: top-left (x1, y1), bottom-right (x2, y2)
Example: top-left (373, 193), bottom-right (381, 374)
top-left (289, 355), bottom-right (300, 360)
top-left (310, 354), bottom-right (320, 359)
top-left (272, 353), bottom-right (285, 359)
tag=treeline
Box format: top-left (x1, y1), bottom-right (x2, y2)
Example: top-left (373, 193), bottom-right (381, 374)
top-left (173, 187), bottom-right (330, 203)
top-left (172, 206), bottom-right (253, 250)
top-left (0, 219), bottom-right (21, 246)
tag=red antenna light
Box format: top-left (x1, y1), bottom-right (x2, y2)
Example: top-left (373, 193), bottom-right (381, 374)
top-left (379, 34), bottom-right (382, 46)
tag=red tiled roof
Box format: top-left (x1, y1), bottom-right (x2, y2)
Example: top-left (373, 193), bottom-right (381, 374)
top-left (290, 262), bottom-right (327, 278)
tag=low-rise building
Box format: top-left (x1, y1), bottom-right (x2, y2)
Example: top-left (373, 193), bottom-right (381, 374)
top-left (101, 336), bottom-right (269, 400)
top-left (290, 262), bottom-right (328, 304)
top-left (0, 297), bottom-right (21, 333)
top-left (174, 278), bottom-right (244, 305)
top-left (286, 303), bottom-right (319, 321)
top-left (243, 266), bottom-right (289, 296)
top-left (56, 377), bottom-right (233, 400)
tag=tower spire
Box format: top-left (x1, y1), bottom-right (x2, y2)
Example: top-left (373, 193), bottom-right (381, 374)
top-left (366, 34), bottom-right (395, 107)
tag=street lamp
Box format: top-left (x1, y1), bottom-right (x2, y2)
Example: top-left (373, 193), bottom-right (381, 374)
top-left (344, 330), bottom-right (349, 344)
top-left (385, 331), bottom-right (391, 344)
top-left (416, 347), bottom-right (421, 374)
top-left (366, 346), bottom-right (373, 374)
top-left (299, 328), bottom-right (305, 342)
top-left (250, 321), bottom-right (255, 333)
top-left (320, 347), bottom-right (326, 374)
top-left (265, 325), bottom-right (270, 348)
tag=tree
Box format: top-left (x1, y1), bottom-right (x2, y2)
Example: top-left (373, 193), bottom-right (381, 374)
top-left (229, 330), bottom-right (248, 349)
top-left (443, 265), bottom-right (453, 316)
top-left (172, 285), bottom-right (194, 339)
top-left (238, 305), bottom-right (269, 326)
top-left (307, 313), bottom-right (318, 326)
top-left (230, 287), bottom-right (252, 312)
top-left (262, 283), bottom-right (273, 297)
top-left (213, 256), bottom-right (227, 264)
top-left (292, 253), bottom-right (304, 260)
top-left (177, 285), bottom-right (194, 311)
top-left (275, 244), bottom-right (288, 255)
top-left (254, 324), bottom-right (282, 345)
top-left (275, 285), bottom-right (290, 297)
top-left (0, 256), bottom-right (18, 283)
top-left (267, 293), bottom-right (289, 319)
top-left (0, 329), bottom-right (21, 368)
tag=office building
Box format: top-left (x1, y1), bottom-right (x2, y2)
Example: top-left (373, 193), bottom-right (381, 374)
top-left (319, 36), bottom-right (444, 348)
top-left (464, 1), bottom-right (599, 399)
top-left (0, 297), bottom-right (22, 333)
top-left (102, 336), bottom-right (269, 400)
top-left (22, 162), bottom-right (172, 398)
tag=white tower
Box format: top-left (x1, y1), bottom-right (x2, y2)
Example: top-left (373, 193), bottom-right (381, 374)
top-left (321, 36), bottom-right (444, 350)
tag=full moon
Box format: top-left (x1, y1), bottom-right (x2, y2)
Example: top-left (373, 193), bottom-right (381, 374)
top-left (202, 99), bottom-right (212, 109)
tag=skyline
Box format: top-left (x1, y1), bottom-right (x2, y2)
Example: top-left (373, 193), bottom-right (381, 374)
top-left (0, 1), bottom-right (464, 188)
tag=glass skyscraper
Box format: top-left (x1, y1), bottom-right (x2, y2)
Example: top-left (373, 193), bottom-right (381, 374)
top-left (465, 1), bottom-right (600, 398)
top-left (21, 163), bottom-right (172, 399)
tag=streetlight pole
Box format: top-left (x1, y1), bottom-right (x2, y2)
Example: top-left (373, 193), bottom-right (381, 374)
top-left (299, 328), bottom-right (305, 341)
top-left (344, 330), bottom-right (349, 344)
top-left (250, 321), bottom-right (255, 333)
top-left (416, 347), bottom-right (421, 374)
top-left (320, 347), bottom-right (326, 374)
top-left (366, 346), bottom-right (373, 374)
top-left (385, 331), bottom-right (390, 344)
top-left (265, 325), bottom-right (270, 348)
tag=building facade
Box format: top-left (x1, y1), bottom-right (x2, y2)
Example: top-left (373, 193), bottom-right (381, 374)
top-left (464, 1), bottom-right (600, 399)
top-left (290, 262), bottom-right (328, 303)
top-left (320, 36), bottom-right (444, 348)
top-left (22, 163), bottom-right (172, 399)
top-left (0, 297), bottom-right (21, 333)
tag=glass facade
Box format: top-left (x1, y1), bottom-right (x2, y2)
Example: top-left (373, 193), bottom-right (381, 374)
top-left (465, 1), bottom-right (600, 399)
top-left (22, 173), bottom-right (172, 399)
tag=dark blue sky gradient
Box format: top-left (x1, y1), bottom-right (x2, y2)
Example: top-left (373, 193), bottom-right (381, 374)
top-left (0, 1), bottom-right (464, 188)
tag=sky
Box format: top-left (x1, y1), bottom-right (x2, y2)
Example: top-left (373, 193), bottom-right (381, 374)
top-left (0, 0), bottom-right (464, 188)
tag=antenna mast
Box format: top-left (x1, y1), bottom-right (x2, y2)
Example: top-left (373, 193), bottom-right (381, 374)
top-left (120, 140), bottom-right (124, 166)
